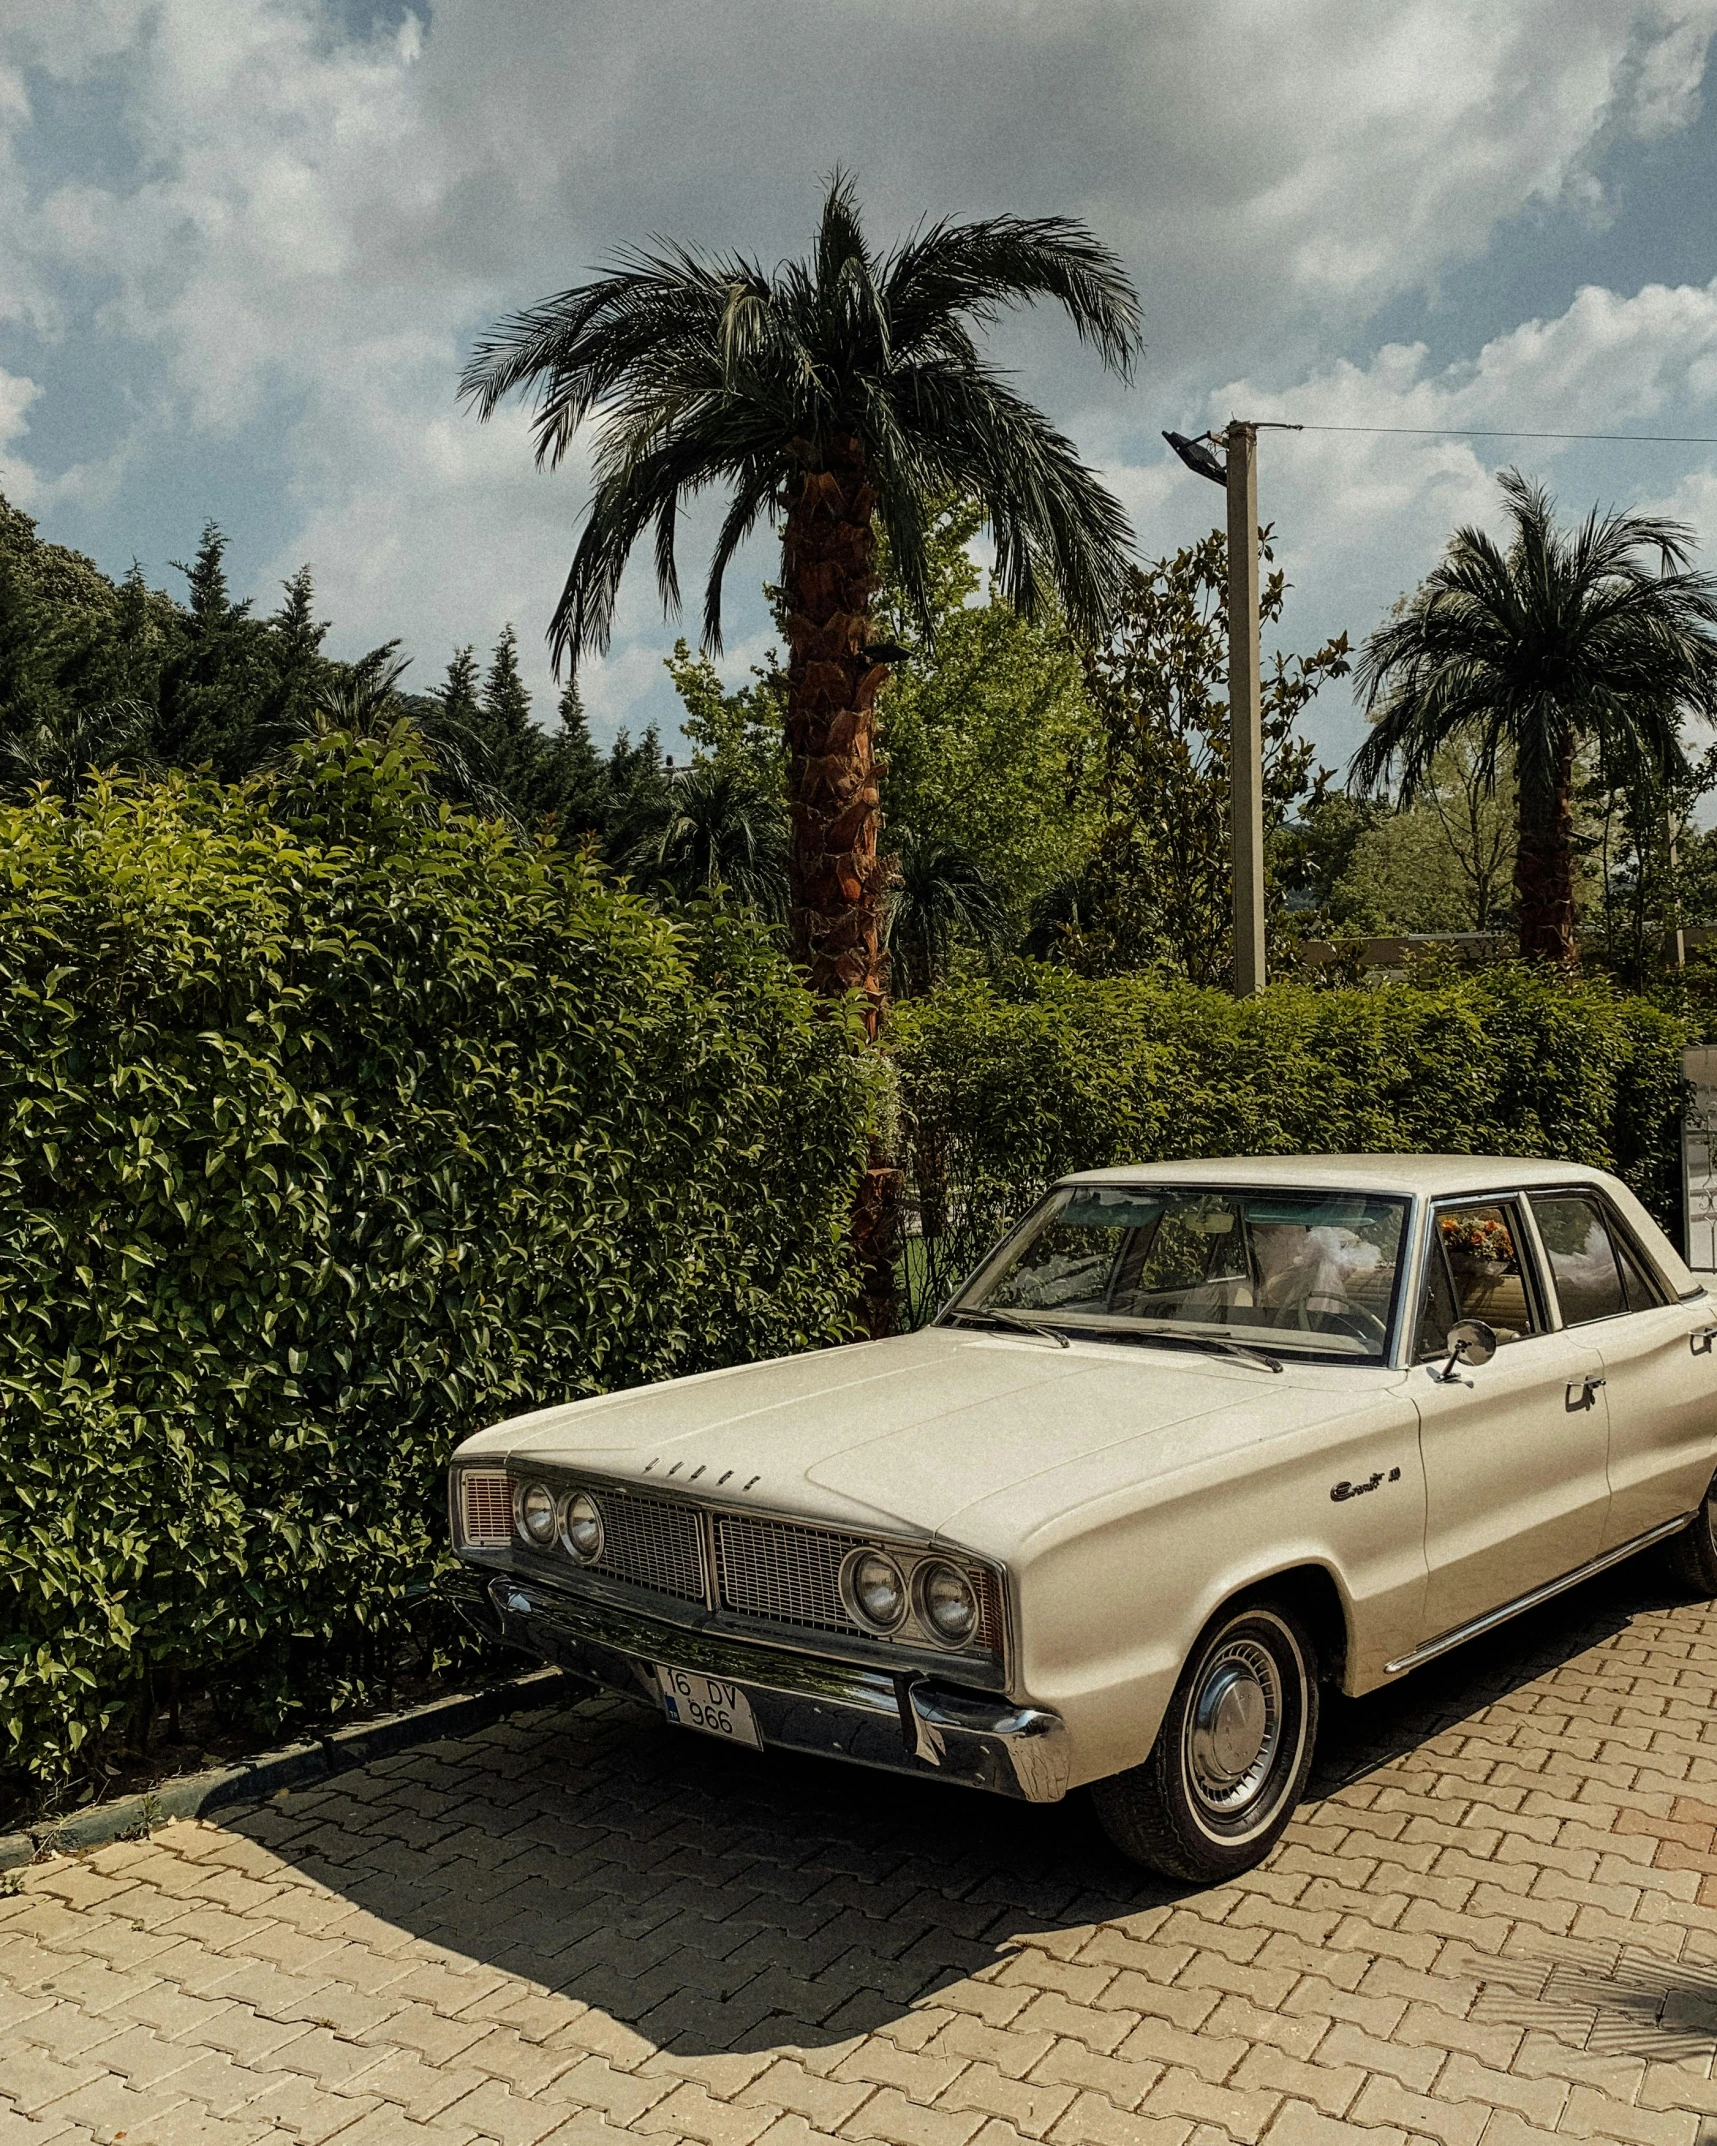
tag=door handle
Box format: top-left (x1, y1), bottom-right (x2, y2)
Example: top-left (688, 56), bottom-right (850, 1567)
top-left (1566, 1375), bottom-right (1606, 1411)
top-left (1694, 1326), bottom-right (1717, 1356)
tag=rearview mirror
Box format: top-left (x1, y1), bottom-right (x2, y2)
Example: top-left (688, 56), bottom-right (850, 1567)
top-left (1438, 1318), bottom-right (1497, 1381)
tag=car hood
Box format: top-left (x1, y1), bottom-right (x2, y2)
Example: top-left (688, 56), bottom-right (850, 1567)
top-left (458, 1325), bottom-right (1401, 1551)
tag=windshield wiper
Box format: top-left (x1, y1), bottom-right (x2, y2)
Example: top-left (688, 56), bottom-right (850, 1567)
top-left (1178, 1334), bottom-right (1284, 1374)
top-left (948, 1307), bottom-right (1071, 1350)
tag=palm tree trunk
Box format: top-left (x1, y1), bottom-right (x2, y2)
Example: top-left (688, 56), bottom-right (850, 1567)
top-left (781, 434), bottom-right (898, 1336)
top-left (1513, 730), bottom-right (1578, 965)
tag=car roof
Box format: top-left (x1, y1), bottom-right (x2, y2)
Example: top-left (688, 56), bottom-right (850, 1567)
top-left (1060, 1153), bottom-right (1618, 1199)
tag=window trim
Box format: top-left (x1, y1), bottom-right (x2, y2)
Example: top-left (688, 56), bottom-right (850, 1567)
top-left (1419, 1192), bottom-right (1550, 1353)
top-left (1524, 1184), bottom-right (1673, 1327)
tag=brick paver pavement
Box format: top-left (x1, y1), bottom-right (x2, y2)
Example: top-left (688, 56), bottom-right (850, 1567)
top-left (7, 1556), bottom-right (1717, 2146)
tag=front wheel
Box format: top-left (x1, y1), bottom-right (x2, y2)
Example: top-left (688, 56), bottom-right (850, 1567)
top-left (1091, 1596), bottom-right (1319, 1883)
top-left (1666, 1474), bottom-right (1717, 1597)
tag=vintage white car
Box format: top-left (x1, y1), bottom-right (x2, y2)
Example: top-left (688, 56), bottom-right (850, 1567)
top-left (447, 1155), bottom-right (1717, 1880)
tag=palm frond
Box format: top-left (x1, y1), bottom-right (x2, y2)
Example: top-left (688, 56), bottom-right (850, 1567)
top-left (462, 173), bottom-right (1143, 676)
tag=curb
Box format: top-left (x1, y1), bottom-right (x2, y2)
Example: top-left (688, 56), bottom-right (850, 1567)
top-left (0, 1666), bottom-right (581, 1873)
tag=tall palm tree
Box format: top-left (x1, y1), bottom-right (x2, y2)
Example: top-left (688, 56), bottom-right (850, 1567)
top-left (619, 761), bottom-right (789, 919)
top-left (459, 174), bottom-right (1141, 1029)
top-left (461, 175), bottom-right (1140, 1334)
top-left (1352, 470), bottom-right (1717, 963)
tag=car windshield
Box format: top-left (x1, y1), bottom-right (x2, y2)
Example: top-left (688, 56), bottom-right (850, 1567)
top-left (949, 1185), bottom-right (1410, 1361)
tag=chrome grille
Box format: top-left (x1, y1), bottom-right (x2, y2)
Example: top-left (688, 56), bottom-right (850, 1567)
top-left (592, 1491), bottom-right (706, 1603)
top-left (715, 1515), bottom-right (864, 1636)
top-left (970, 1566), bottom-right (1004, 1657)
top-left (460, 1469), bottom-right (512, 1549)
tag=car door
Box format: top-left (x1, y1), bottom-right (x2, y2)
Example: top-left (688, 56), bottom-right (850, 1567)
top-left (1411, 1194), bottom-right (1611, 1641)
top-left (1527, 1188), bottom-right (1717, 1549)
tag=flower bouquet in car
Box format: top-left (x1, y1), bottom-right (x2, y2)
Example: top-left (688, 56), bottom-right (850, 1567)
top-left (1440, 1211), bottom-right (1516, 1279)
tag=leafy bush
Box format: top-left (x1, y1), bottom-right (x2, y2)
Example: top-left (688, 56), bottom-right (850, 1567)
top-left (0, 735), bottom-right (876, 1790)
top-left (891, 962), bottom-right (1688, 1323)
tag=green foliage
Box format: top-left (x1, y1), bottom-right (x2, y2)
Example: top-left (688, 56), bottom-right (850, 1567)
top-left (873, 501), bottom-right (1098, 941)
top-left (883, 827), bottom-right (1011, 1000)
top-left (0, 737), bottom-right (876, 1790)
top-left (1047, 530), bottom-right (1350, 982)
top-left (1301, 745), bottom-right (1518, 938)
top-left (891, 962), bottom-right (1688, 1326)
top-left (618, 761), bottom-right (789, 920)
top-left (666, 638), bottom-right (787, 795)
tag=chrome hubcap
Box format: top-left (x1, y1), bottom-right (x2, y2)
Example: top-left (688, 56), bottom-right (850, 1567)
top-left (1193, 1664), bottom-right (1268, 1780)
top-left (1185, 1637), bottom-right (1283, 1816)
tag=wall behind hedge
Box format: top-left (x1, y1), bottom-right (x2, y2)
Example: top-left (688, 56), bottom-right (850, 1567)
top-left (0, 736), bottom-right (876, 1789)
top-left (891, 963), bottom-right (1688, 1323)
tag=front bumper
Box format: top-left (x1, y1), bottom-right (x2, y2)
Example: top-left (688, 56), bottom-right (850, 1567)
top-left (451, 1568), bottom-right (1070, 1804)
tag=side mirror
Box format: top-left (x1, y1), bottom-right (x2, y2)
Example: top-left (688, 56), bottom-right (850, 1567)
top-left (1438, 1318), bottom-right (1497, 1382)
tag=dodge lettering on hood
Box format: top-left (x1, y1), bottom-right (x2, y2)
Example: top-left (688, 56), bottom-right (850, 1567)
top-left (448, 1155), bottom-right (1717, 1880)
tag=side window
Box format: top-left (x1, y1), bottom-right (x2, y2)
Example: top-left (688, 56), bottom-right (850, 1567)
top-left (1432, 1202), bottom-right (1539, 1344)
top-left (1530, 1194), bottom-right (1627, 1326)
top-left (1609, 1218), bottom-right (1666, 1312)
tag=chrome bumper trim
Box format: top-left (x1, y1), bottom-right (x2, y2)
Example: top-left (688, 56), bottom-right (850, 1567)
top-left (909, 1683), bottom-right (1071, 1805)
top-left (457, 1570), bottom-right (1069, 1804)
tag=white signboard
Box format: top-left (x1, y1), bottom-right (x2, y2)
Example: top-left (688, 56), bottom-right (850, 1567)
top-left (1684, 1046), bottom-right (1717, 1274)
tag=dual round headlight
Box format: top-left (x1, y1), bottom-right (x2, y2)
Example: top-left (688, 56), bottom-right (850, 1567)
top-left (916, 1559), bottom-right (979, 1646)
top-left (841, 1547), bottom-right (980, 1648)
top-left (845, 1550), bottom-right (908, 1632)
top-left (516, 1483), bottom-right (604, 1564)
top-left (561, 1491), bottom-right (604, 1564)
top-left (518, 1482), bottom-right (558, 1546)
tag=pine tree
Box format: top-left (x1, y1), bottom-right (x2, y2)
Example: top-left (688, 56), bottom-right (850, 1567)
top-left (534, 678), bottom-right (611, 842)
top-left (481, 625), bottom-right (532, 743)
top-left (435, 646), bottom-right (482, 726)
top-left (555, 679), bottom-right (603, 786)
top-left (272, 566), bottom-right (327, 660)
top-left (172, 523), bottom-right (250, 635)
top-left (0, 562), bottom-right (68, 736)
top-left (154, 521), bottom-right (273, 777)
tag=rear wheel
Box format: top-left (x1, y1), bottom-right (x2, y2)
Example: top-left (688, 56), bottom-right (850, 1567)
top-left (1666, 1474), bottom-right (1717, 1597)
top-left (1091, 1597), bottom-right (1318, 1883)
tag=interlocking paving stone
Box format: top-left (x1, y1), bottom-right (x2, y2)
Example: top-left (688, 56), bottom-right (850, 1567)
top-left (8, 1560), bottom-right (1717, 2144)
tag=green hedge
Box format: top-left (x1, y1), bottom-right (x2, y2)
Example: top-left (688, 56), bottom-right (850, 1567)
top-left (891, 963), bottom-right (1689, 1324)
top-left (0, 735), bottom-right (876, 1789)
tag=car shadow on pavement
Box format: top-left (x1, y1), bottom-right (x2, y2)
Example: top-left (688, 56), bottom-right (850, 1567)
top-left (225, 1549), bottom-right (1678, 2059)
top-left (1309, 1550), bottom-right (1670, 1798)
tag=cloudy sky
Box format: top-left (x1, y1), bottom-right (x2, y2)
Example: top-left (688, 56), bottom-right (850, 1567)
top-left (4, 1), bottom-right (1717, 770)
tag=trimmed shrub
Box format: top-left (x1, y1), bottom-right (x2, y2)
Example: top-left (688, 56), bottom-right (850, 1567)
top-left (891, 963), bottom-right (1688, 1323)
top-left (0, 735), bottom-right (876, 1789)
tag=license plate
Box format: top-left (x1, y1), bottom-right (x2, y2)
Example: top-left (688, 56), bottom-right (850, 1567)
top-left (654, 1664), bottom-right (762, 1749)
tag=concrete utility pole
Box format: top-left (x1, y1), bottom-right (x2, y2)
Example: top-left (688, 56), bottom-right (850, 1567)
top-left (1224, 421), bottom-right (1266, 997)
top-left (1163, 416), bottom-right (1300, 999)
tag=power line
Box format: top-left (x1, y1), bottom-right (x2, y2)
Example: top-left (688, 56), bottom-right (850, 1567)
top-left (1287, 423), bottom-right (1717, 444)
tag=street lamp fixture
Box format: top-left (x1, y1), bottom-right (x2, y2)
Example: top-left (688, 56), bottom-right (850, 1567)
top-left (1162, 430), bottom-right (1227, 488)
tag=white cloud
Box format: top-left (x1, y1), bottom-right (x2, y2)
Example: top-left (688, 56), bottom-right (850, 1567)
top-left (1, 0), bottom-right (1716, 744)
top-left (1112, 276), bottom-right (1717, 765)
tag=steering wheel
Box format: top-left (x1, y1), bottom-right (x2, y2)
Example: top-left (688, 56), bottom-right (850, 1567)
top-left (1312, 1303), bottom-right (1387, 1346)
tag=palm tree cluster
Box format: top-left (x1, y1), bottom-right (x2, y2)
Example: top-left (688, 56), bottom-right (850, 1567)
top-left (1354, 471), bottom-right (1717, 964)
top-left (619, 761), bottom-right (790, 919)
